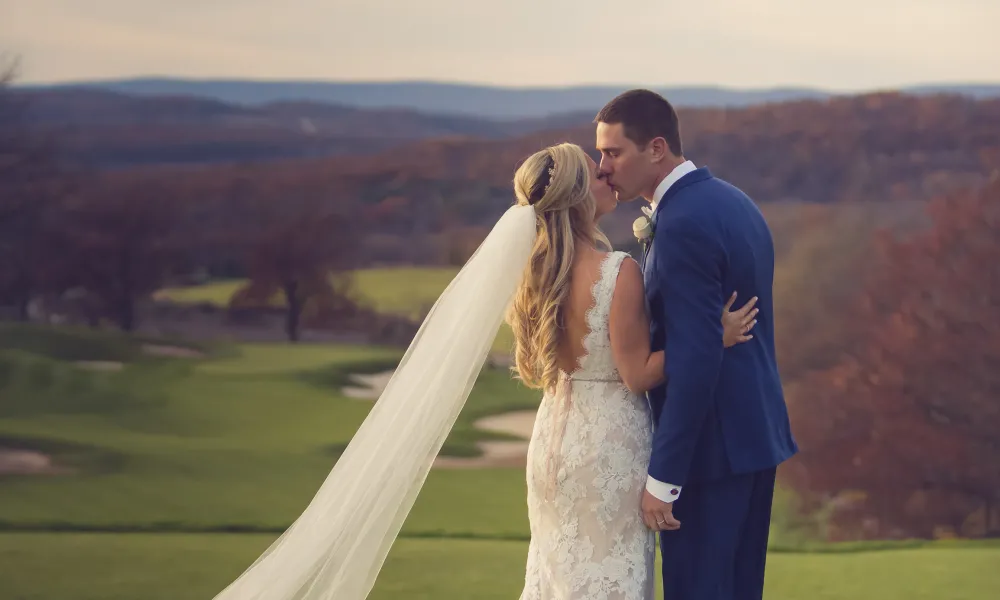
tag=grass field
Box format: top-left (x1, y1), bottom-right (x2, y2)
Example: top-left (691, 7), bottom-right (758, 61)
top-left (0, 327), bottom-right (537, 535)
top-left (1, 323), bottom-right (995, 599)
top-left (158, 267), bottom-right (461, 318)
top-left (157, 266), bottom-right (519, 352)
top-left (0, 533), bottom-right (996, 599)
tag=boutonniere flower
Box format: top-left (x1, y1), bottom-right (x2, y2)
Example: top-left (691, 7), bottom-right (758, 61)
top-left (633, 214), bottom-right (653, 245)
top-left (634, 203), bottom-right (657, 247)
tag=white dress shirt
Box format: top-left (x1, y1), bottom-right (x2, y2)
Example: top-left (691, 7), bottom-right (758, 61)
top-left (645, 160), bottom-right (696, 503)
top-left (649, 160), bottom-right (696, 216)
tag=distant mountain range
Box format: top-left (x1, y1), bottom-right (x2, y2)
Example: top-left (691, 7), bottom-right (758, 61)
top-left (10, 87), bottom-right (598, 168)
top-left (69, 92), bottom-right (998, 271)
top-left (21, 78), bottom-right (1000, 119)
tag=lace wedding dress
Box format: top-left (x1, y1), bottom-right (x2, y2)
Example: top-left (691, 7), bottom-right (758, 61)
top-left (520, 251), bottom-right (656, 600)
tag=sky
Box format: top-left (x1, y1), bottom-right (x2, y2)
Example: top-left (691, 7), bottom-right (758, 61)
top-left (4, 0), bottom-right (999, 90)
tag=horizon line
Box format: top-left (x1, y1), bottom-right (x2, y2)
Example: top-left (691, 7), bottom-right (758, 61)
top-left (15, 74), bottom-right (1000, 93)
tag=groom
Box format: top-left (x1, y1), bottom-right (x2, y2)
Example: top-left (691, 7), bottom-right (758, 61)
top-left (595, 89), bottom-right (798, 599)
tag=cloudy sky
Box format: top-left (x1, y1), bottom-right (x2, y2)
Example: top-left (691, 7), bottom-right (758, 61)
top-left (5, 0), bottom-right (998, 90)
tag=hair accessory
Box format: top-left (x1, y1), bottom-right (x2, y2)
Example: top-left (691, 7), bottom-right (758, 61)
top-left (528, 155), bottom-right (556, 205)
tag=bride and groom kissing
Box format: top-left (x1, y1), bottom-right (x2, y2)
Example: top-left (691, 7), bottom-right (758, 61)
top-left (212, 89), bottom-right (798, 600)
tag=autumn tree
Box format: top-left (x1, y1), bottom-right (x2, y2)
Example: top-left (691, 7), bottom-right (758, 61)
top-left (788, 174), bottom-right (1000, 539)
top-left (231, 184), bottom-right (358, 342)
top-left (0, 55), bottom-right (72, 320)
top-left (52, 174), bottom-right (188, 331)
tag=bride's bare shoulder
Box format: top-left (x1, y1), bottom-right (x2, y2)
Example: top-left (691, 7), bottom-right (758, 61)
top-left (612, 252), bottom-right (642, 287)
top-left (597, 249), bottom-right (638, 273)
top-left (572, 249), bottom-right (638, 290)
top-left (576, 249), bottom-right (637, 277)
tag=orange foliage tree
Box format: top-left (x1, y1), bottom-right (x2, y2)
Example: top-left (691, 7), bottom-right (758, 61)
top-left (52, 174), bottom-right (189, 331)
top-left (0, 58), bottom-right (75, 319)
top-left (788, 174), bottom-right (1000, 539)
top-left (229, 179), bottom-right (359, 342)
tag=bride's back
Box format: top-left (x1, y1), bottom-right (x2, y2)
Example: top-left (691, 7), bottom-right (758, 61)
top-left (506, 141), bottom-right (621, 392)
top-left (556, 246), bottom-right (611, 375)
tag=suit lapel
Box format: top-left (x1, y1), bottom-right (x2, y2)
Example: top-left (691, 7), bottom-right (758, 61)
top-left (651, 167), bottom-right (713, 220)
top-left (641, 236), bottom-right (654, 288)
top-left (641, 167), bottom-right (712, 284)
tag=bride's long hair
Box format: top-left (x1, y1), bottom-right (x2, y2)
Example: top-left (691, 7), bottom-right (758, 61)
top-left (507, 143), bottom-right (611, 393)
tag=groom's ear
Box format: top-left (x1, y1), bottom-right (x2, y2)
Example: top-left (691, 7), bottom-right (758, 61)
top-left (646, 136), bottom-right (670, 163)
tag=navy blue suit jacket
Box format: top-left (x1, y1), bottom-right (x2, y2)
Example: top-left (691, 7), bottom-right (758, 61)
top-left (642, 167), bottom-right (797, 487)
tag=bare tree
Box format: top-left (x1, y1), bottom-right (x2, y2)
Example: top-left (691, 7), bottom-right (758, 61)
top-left (231, 184), bottom-right (359, 342)
top-left (0, 55), bottom-right (70, 320)
top-left (53, 174), bottom-right (188, 331)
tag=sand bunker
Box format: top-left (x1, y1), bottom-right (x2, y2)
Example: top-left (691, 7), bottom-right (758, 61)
top-left (0, 449), bottom-right (68, 475)
top-left (341, 371), bottom-right (395, 400)
top-left (140, 344), bottom-right (205, 358)
top-left (72, 345), bottom-right (203, 372)
top-left (342, 369), bottom-right (537, 468)
top-left (433, 410), bottom-right (536, 469)
top-left (73, 360), bottom-right (124, 371)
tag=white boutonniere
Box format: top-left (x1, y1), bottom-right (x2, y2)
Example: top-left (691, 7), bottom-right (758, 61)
top-left (633, 204), bottom-right (655, 249)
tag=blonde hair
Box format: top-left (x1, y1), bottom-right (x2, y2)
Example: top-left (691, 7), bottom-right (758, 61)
top-left (506, 143), bottom-right (611, 393)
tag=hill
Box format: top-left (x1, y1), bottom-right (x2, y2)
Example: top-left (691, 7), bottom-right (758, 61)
top-left (23, 77), bottom-right (1000, 118)
top-left (14, 88), bottom-right (1000, 180)
top-left (11, 88), bottom-right (588, 168)
top-left (99, 91), bottom-right (997, 269)
top-left (5, 90), bottom-right (997, 321)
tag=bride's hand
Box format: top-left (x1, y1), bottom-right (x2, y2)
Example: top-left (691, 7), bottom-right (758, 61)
top-left (722, 292), bottom-right (758, 348)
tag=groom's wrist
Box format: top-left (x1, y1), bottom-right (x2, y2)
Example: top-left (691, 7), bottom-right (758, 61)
top-left (646, 475), bottom-right (682, 503)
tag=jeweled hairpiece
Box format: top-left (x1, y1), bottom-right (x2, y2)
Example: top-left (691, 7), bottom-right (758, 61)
top-left (528, 154), bottom-right (556, 205)
top-left (543, 164), bottom-right (556, 195)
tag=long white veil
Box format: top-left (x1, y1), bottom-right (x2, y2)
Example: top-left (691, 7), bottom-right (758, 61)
top-left (212, 204), bottom-right (538, 600)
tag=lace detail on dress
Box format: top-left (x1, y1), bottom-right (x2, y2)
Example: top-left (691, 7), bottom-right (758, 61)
top-left (570, 251), bottom-right (628, 381)
top-left (520, 251), bottom-right (655, 600)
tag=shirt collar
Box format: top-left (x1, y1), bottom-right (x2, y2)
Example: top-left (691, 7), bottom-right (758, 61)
top-left (650, 160), bottom-right (697, 209)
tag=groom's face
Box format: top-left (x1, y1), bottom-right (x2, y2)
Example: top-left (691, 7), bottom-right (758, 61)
top-left (595, 122), bottom-right (650, 203)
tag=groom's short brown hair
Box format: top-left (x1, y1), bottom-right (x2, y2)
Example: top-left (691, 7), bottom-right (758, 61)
top-left (595, 89), bottom-right (683, 156)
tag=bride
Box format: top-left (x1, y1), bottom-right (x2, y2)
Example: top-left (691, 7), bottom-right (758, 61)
top-left (211, 143), bottom-right (756, 600)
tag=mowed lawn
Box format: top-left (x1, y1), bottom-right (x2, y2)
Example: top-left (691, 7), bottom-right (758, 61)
top-left (156, 266), bottom-right (517, 353)
top-left (0, 328), bottom-right (536, 536)
top-left (0, 533), bottom-right (996, 600)
top-left (157, 267), bottom-right (460, 317)
top-left (2, 324), bottom-right (997, 599)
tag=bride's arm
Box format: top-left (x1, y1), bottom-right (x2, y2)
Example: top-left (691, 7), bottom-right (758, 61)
top-left (610, 259), bottom-right (760, 395)
top-left (609, 258), bottom-right (664, 394)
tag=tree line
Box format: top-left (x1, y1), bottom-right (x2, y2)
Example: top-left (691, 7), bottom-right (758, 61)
top-left (0, 63), bottom-right (361, 341)
top-left (784, 172), bottom-right (1000, 540)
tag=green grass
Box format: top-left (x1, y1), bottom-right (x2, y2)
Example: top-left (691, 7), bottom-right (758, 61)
top-left (0, 533), bottom-right (996, 600)
top-left (2, 325), bottom-right (995, 598)
top-left (156, 267), bottom-right (516, 353)
top-left (350, 266), bottom-right (517, 358)
top-left (0, 322), bottom-right (215, 361)
top-left (157, 267), bottom-right (462, 318)
top-left (0, 322), bottom-right (147, 362)
top-left (196, 343), bottom-right (401, 376)
top-left (156, 279), bottom-right (247, 306)
top-left (0, 328), bottom-right (537, 536)
top-left (351, 267), bottom-right (460, 318)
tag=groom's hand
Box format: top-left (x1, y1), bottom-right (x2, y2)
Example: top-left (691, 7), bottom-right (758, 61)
top-left (642, 490), bottom-right (681, 532)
